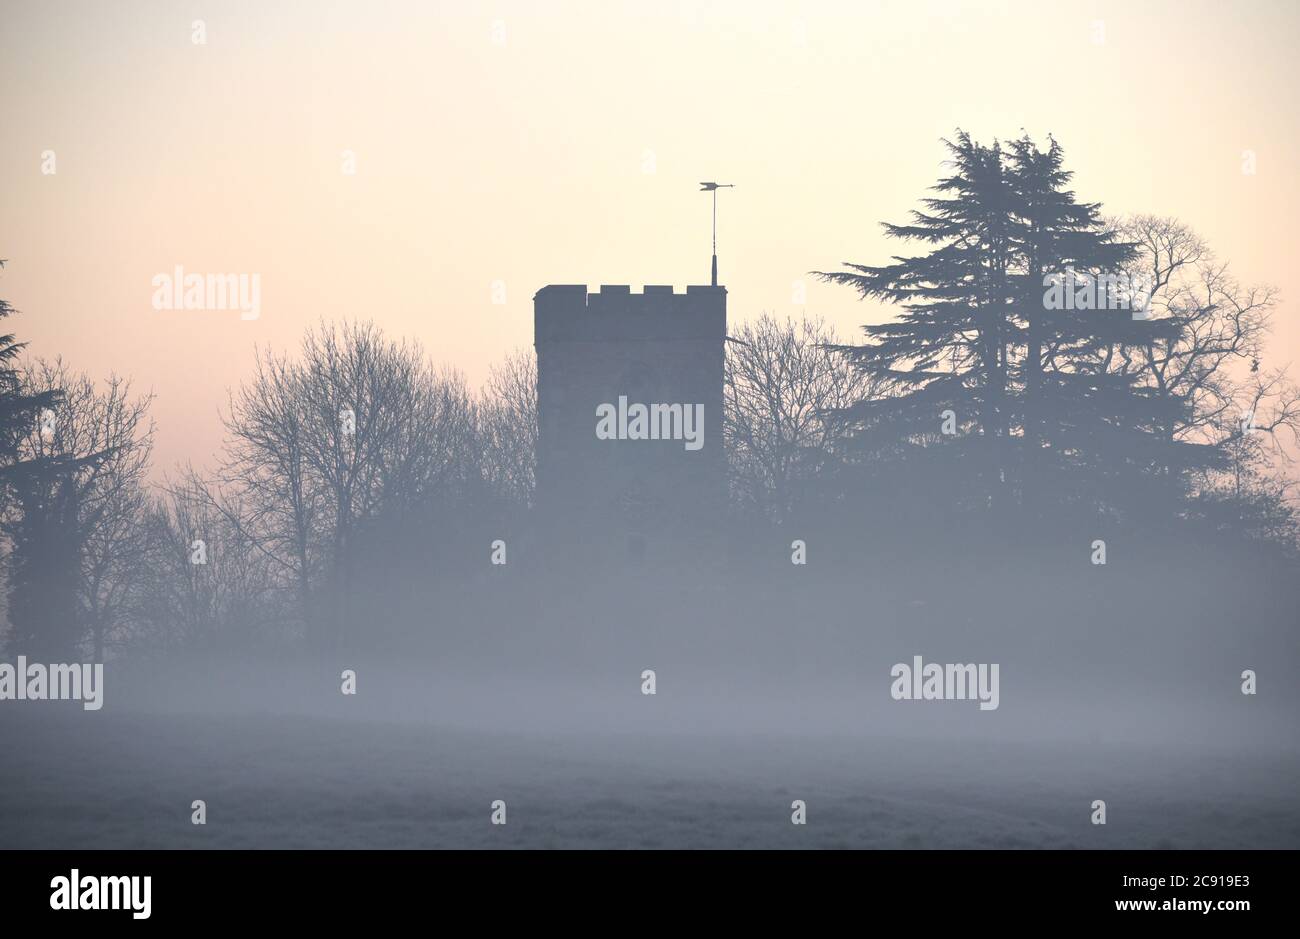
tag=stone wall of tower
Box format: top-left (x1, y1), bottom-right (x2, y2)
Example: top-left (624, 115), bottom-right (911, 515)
top-left (533, 284), bottom-right (727, 561)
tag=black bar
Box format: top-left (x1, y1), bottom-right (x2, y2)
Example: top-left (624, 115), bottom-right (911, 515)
top-left (0, 850), bottom-right (1285, 925)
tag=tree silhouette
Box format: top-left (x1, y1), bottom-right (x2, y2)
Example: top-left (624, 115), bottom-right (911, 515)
top-left (1005, 134), bottom-right (1214, 523)
top-left (724, 313), bottom-right (876, 525)
top-left (0, 262), bottom-right (85, 658)
top-left (815, 132), bottom-right (1019, 514)
top-left (816, 132), bottom-right (1221, 529)
top-left (0, 260), bottom-right (61, 485)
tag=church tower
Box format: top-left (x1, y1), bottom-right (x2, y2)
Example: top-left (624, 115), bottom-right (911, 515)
top-left (533, 284), bottom-right (727, 563)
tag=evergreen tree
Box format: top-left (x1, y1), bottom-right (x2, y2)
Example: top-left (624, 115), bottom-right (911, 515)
top-left (814, 132), bottom-right (1020, 515)
top-left (0, 260), bottom-right (60, 481)
top-left (0, 261), bottom-right (107, 657)
top-left (5, 470), bottom-right (82, 657)
top-left (1005, 135), bottom-right (1218, 522)
top-left (817, 133), bottom-right (1218, 529)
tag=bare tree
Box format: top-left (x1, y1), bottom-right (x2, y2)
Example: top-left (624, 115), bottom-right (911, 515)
top-left (1109, 216), bottom-right (1270, 438)
top-left (724, 313), bottom-right (880, 524)
top-left (218, 345), bottom-right (320, 641)
top-left (477, 348), bottom-right (537, 510)
top-left (132, 471), bottom-right (288, 651)
top-left (1109, 215), bottom-right (1299, 494)
top-left (220, 320), bottom-right (478, 651)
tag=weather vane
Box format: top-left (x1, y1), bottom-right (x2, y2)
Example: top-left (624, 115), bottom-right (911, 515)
top-left (699, 181), bottom-right (734, 287)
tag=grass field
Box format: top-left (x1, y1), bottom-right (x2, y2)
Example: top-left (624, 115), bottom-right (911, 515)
top-left (3, 700), bottom-right (1297, 849)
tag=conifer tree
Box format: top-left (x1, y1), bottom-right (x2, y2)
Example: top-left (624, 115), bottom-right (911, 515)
top-left (0, 260), bottom-right (60, 481)
top-left (817, 133), bottom-right (1218, 527)
top-left (1005, 135), bottom-right (1217, 521)
top-left (0, 261), bottom-right (110, 657)
top-left (815, 132), bottom-right (1020, 514)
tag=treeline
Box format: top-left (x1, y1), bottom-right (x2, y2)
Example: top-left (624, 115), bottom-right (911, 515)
top-left (2, 132), bottom-right (1298, 659)
top-left (0, 313), bottom-right (537, 659)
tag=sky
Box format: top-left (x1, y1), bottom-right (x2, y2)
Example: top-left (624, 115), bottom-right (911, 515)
top-left (2, 0), bottom-right (1298, 475)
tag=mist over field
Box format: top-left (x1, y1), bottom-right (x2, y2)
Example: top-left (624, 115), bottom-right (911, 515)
top-left (4, 541), bottom-right (1297, 850)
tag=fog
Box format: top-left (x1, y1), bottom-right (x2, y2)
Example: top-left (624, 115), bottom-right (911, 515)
top-left (4, 538), bottom-right (1296, 850)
